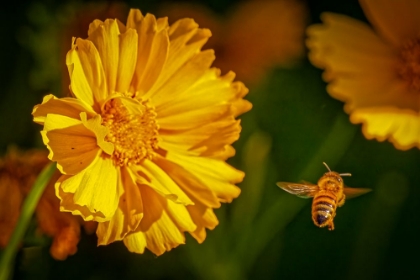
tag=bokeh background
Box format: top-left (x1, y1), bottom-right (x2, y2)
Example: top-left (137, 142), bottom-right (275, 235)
top-left (1, 0), bottom-right (419, 279)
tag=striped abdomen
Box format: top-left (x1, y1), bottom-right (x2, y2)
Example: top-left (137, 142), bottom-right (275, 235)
top-left (312, 191), bottom-right (337, 228)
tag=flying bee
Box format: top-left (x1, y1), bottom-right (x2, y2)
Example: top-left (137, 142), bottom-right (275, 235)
top-left (277, 162), bottom-right (371, 230)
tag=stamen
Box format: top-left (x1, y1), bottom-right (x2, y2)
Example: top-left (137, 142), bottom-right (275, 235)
top-left (102, 97), bottom-right (159, 166)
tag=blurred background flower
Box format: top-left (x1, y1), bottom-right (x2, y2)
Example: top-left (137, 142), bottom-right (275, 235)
top-left (0, 0), bottom-right (419, 279)
top-left (158, 0), bottom-right (308, 85)
top-left (0, 147), bottom-right (91, 261)
top-left (307, 0), bottom-right (420, 150)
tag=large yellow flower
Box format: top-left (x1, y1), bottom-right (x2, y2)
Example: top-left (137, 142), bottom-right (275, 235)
top-left (32, 9), bottom-right (251, 255)
top-left (307, 0), bottom-right (420, 150)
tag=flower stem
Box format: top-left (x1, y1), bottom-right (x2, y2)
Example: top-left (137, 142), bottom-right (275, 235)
top-left (0, 162), bottom-right (56, 280)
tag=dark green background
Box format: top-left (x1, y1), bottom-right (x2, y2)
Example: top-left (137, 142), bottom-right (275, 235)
top-left (1, 0), bottom-right (419, 279)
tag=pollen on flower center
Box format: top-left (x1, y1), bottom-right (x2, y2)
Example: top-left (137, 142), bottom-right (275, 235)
top-left (101, 97), bottom-right (159, 166)
top-left (397, 36), bottom-right (420, 91)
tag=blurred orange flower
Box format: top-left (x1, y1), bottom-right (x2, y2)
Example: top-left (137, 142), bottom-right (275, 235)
top-left (159, 0), bottom-right (307, 85)
top-left (307, 0), bottom-right (420, 150)
top-left (0, 147), bottom-right (88, 260)
top-left (33, 9), bottom-right (251, 255)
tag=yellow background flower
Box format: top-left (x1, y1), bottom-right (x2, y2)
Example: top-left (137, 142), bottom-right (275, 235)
top-left (33, 9), bottom-right (251, 255)
top-left (307, 0), bottom-right (420, 150)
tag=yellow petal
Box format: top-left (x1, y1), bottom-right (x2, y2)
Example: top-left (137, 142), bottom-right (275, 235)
top-left (159, 118), bottom-right (240, 158)
top-left (43, 114), bottom-right (82, 131)
top-left (124, 208), bottom-right (185, 256)
top-left (124, 184), bottom-right (195, 255)
top-left (134, 184), bottom-right (164, 232)
top-left (153, 155), bottom-right (220, 208)
top-left (88, 19), bottom-right (103, 37)
top-left (55, 175), bottom-right (107, 222)
top-left (97, 206), bottom-right (136, 245)
top-left (67, 41), bottom-right (96, 110)
top-left (80, 112), bottom-right (114, 155)
top-left (147, 49), bottom-right (215, 107)
top-left (158, 103), bottom-right (231, 131)
top-left (328, 75), bottom-right (420, 113)
top-left (123, 231), bottom-right (147, 254)
top-left (230, 80), bottom-right (252, 117)
top-left (165, 199), bottom-right (196, 234)
top-left (350, 107), bottom-right (420, 150)
top-left (111, 95), bottom-right (145, 115)
top-left (32, 94), bottom-right (95, 125)
top-left (127, 10), bottom-right (169, 94)
top-left (156, 68), bottom-right (250, 123)
top-left (144, 18), bottom-right (212, 101)
top-left (41, 112), bottom-right (114, 175)
top-left (187, 203), bottom-right (218, 243)
top-left (115, 28), bottom-right (138, 93)
top-left (360, 0), bottom-right (420, 47)
top-left (133, 159), bottom-right (193, 205)
top-left (59, 155), bottom-right (119, 220)
top-left (41, 122), bottom-right (100, 175)
top-left (195, 122), bottom-right (241, 158)
top-left (156, 68), bottom-right (235, 118)
top-left (307, 13), bottom-right (394, 75)
top-left (72, 38), bottom-right (108, 105)
top-left (306, 13), bottom-right (420, 112)
top-left (164, 152), bottom-right (243, 203)
top-left (87, 19), bottom-right (121, 93)
top-left (128, 212), bottom-right (185, 256)
top-left (120, 167), bottom-right (144, 219)
top-left (97, 167), bottom-right (143, 245)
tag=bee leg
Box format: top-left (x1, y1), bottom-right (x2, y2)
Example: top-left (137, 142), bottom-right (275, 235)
top-left (337, 194), bottom-right (346, 207)
top-left (328, 220), bottom-right (335, 231)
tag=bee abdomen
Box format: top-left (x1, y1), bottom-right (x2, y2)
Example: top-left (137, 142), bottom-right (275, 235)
top-left (312, 194), bottom-right (337, 227)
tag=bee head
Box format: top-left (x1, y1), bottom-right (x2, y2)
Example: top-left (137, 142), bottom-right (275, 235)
top-left (324, 171), bottom-right (344, 182)
top-left (319, 162), bottom-right (351, 189)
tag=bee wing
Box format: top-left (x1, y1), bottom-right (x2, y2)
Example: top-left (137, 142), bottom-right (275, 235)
top-left (276, 182), bottom-right (319, 198)
top-left (343, 187), bottom-right (372, 199)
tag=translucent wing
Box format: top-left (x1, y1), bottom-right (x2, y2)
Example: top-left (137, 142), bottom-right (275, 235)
top-left (343, 187), bottom-right (372, 199)
top-left (276, 182), bottom-right (319, 198)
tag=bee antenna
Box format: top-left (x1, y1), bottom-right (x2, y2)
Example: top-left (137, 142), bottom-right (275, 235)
top-left (322, 162), bottom-right (331, 172)
top-left (339, 173), bottom-right (352, 177)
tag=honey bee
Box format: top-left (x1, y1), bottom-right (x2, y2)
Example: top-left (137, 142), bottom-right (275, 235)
top-left (277, 162), bottom-right (371, 230)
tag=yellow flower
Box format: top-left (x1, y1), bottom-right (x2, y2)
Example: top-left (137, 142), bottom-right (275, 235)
top-left (307, 0), bottom-right (420, 150)
top-left (32, 9), bottom-right (251, 255)
top-left (0, 147), bottom-right (85, 260)
top-left (159, 0), bottom-right (307, 85)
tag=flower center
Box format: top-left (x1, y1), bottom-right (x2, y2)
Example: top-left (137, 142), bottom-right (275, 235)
top-left (102, 97), bottom-right (159, 166)
top-left (398, 36), bottom-right (420, 91)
